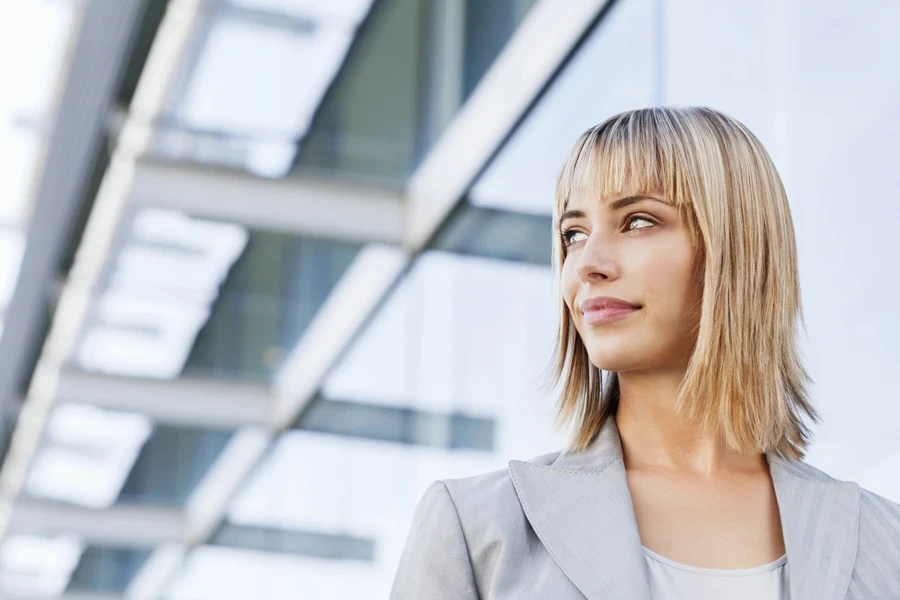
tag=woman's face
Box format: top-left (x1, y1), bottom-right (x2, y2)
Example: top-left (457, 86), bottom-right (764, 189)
top-left (559, 188), bottom-right (703, 373)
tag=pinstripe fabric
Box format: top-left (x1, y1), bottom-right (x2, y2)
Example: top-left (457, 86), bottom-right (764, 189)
top-left (390, 417), bottom-right (900, 599)
top-left (847, 489), bottom-right (900, 598)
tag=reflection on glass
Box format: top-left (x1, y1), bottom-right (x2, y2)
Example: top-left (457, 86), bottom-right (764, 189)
top-left (148, 0), bottom-right (537, 180)
top-left (211, 522), bottom-right (374, 560)
top-left (0, 534), bottom-right (83, 597)
top-left (296, 396), bottom-right (495, 450)
top-left (469, 0), bottom-right (657, 214)
top-left (184, 232), bottom-right (360, 382)
top-left (118, 424), bottom-right (233, 506)
top-left (75, 208), bottom-right (249, 380)
top-left (151, 0), bottom-right (374, 177)
top-left (26, 405), bottom-right (153, 508)
top-left (297, 0), bottom-right (538, 180)
top-left (66, 546), bottom-right (150, 594)
top-left (430, 202), bottom-right (552, 265)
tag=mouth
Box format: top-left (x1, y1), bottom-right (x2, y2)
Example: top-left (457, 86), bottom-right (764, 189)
top-left (578, 296), bottom-right (641, 326)
top-left (582, 305), bottom-right (640, 326)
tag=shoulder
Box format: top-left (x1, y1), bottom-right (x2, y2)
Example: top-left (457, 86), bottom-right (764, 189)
top-left (856, 486), bottom-right (900, 554)
top-left (858, 484), bottom-right (900, 524)
top-left (779, 458), bottom-right (900, 580)
top-left (849, 483), bottom-right (900, 593)
top-left (439, 450), bottom-right (561, 516)
top-left (428, 450), bottom-right (561, 556)
top-left (776, 457), bottom-right (900, 526)
top-left (768, 455), bottom-right (844, 483)
top-left (782, 459), bottom-right (900, 523)
top-left (394, 451), bottom-right (563, 598)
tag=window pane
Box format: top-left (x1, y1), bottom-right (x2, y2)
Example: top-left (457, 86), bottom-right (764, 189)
top-left (66, 546), bottom-right (150, 594)
top-left (469, 0), bottom-right (657, 214)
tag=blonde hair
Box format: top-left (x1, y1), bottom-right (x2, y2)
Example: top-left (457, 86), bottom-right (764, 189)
top-left (546, 106), bottom-right (818, 460)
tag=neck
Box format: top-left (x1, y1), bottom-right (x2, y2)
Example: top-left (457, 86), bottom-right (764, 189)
top-left (615, 367), bottom-right (767, 478)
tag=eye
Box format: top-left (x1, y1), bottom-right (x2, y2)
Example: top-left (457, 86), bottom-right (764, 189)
top-left (625, 215), bottom-right (655, 231)
top-left (560, 229), bottom-right (587, 247)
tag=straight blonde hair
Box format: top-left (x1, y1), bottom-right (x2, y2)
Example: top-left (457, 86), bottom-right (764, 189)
top-left (546, 107), bottom-right (818, 461)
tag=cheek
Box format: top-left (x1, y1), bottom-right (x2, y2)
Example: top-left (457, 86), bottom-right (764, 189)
top-left (560, 260), bottom-right (578, 311)
top-left (559, 260), bottom-right (584, 333)
top-left (641, 247), bottom-right (700, 321)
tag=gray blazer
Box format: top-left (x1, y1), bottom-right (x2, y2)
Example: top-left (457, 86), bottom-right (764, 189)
top-left (390, 417), bottom-right (900, 599)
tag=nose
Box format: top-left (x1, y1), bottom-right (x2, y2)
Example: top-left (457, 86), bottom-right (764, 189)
top-left (574, 234), bottom-right (621, 283)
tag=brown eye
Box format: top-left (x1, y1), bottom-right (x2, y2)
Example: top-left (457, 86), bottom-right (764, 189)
top-left (560, 229), bottom-right (587, 246)
top-left (626, 215), bottom-right (655, 231)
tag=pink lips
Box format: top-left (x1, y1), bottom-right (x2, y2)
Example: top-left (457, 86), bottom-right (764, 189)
top-left (579, 296), bottom-right (641, 326)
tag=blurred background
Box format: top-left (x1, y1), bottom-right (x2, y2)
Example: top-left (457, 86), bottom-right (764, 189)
top-left (0, 0), bottom-right (898, 597)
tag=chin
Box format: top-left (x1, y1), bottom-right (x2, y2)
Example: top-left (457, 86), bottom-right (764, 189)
top-left (581, 330), bottom-right (667, 372)
top-left (584, 337), bottom-right (689, 374)
top-left (584, 348), bottom-right (644, 373)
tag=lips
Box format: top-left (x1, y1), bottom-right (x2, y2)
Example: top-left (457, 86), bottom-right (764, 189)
top-left (579, 296), bottom-right (641, 326)
top-left (579, 296), bottom-right (641, 313)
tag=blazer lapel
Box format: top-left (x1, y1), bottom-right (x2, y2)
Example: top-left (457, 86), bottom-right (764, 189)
top-left (766, 455), bottom-right (860, 600)
top-left (509, 416), bottom-right (861, 600)
top-left (508, 418), bottom-right (652, 600)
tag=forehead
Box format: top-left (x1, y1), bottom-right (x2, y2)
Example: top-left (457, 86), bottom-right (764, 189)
top-left (564, 184), bottom-right (666, 210)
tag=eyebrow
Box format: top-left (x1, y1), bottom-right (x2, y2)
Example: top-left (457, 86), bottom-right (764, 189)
top-left (559, 195), bottom-right (674, 225)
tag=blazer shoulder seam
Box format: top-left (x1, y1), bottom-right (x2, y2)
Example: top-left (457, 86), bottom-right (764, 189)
top-left (770, 461), bottom-right (849, 485)
top-left (510, 462), bottom-right (608, 476)
top-left (512, 455), bottom-right (619, 475)
top-left (859, 487), bottom-right (900, 511)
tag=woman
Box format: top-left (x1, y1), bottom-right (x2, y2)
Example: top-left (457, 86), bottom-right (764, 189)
top-left (389, 107), bottom-right (900, 599)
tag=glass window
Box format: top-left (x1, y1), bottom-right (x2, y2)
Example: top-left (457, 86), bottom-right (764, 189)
top-left (183, 232), bottom-right (361, 382)
top-left (66, 546), bottom-right (150, 594)
top-left (0, 537), bottom-right (148, 596)
top-left (298, 0), bottom-right (538, 181)
top-left (295, 396), bottom-right (495, 450)
top-left (321, 250), bottom-right (561, 446)
top-left (73, 206), bottom-right (361, 382)
top-left (165, 545), bottom-right (385, 599)
top-left (118, 424), bottom-right (233, 506)
top-left (148, 0), bottom-right (538, 181)
top-left (0, 534), bottom-right (83, 597)
top-left (211, 522), bottom-right (374, 560)
top-left (24, 404), bottom-right (232, 508)
top-left (469, 0), bottom-right (658, 214)
top-left (429, 202), bottom-right (552, 265)
top-left (149, 1), bottom-right (374, 178)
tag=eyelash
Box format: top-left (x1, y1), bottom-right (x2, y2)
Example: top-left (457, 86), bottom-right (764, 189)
top-left (559, 215), bottom-right (655, 247)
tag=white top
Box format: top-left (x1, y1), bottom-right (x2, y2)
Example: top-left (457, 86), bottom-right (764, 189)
top-left (642, 546), bottom-right (789, 600)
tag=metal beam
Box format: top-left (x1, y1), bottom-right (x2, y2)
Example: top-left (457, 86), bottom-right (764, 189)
top-left (55, 369), bottom-right (270, 430)
top-left (404, 0), bottom-right (612, 252)
top-left (130, 158), bottom-right (406, 244)
top-left (0, 0), bottom-right (202, 542)
top-left (0, 0), bottom-right (146, 453)
top-left (6, 499), bottom-right (183, 548)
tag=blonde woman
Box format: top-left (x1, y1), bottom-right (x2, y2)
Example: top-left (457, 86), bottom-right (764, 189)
top-left (389, 107), bottom-right (900, 599)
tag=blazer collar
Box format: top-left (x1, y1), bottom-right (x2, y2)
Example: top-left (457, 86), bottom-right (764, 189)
top-left (508, 416), bottom-right (860, 600)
